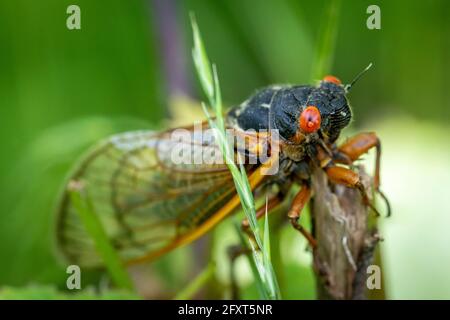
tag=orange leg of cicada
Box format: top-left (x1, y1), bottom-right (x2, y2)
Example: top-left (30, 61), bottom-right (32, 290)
top-left (240, 186), bottom-right (317, 248)
top-left (287, 185), bottom-right (317, 248)
top-left (333, 132), bottom-right (391, 217)
top-left (325, 165), bottom-right (384, 217)
top-left (335, 132), bottom-right (381, 188)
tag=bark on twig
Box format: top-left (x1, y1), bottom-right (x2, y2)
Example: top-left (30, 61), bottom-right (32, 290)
top-left (310, 166), bottom-right (380, 300)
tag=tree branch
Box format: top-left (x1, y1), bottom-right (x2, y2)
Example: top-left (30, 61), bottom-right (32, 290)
top-left (310, 166), bottom-right (380, 299)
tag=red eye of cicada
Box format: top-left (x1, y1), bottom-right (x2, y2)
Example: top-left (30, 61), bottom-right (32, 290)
top-left (299, 106), bottom-right (321, 133)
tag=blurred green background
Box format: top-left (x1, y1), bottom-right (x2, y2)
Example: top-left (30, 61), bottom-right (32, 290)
top-left (0, 0), bottom-right (449, 299)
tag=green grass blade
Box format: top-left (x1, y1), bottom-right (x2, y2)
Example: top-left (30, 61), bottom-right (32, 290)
top-left (69, 188), bottom-right (133, 290)
top-left (310, 0), bottom-right (342, 81)
top-left (233, 221), bottom-right (268, 299)
top-left (190, 13), bottom-right (280, 300)
top-left (191, 13), bottom-right (214, 104)
top-left (174, 262), bottom-right (215, 300)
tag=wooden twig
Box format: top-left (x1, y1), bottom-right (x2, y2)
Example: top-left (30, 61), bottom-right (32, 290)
top-left (310, 166), bottom-right (380, 299)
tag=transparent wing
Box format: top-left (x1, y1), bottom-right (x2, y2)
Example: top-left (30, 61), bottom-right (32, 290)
top-left (56, 128), bottom-right (261, 267)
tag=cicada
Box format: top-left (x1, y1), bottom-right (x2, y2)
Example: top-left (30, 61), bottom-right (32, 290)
top-left (56, 72), bottom-right (389, 267)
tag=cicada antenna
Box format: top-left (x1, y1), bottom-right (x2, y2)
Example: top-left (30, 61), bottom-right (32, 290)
top-left (344, 63), bottom-right (373, 92)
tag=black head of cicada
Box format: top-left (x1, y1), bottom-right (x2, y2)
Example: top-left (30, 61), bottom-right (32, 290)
top-left (269, 76), bottom-right (351, 144)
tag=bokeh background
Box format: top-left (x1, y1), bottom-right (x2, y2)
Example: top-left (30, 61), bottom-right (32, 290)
top-left (0, 0), bottom-right (449, 299)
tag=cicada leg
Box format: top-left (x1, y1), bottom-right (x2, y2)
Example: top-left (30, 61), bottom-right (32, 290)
top-left (287, 185), bottom-right (317, 248)
top-left (334, 132), bottom-right (391, 217)
top-left (325, 165), bottom-right (383, 217)
top-left (335, 132), bottom-right (381, 187)
top-left (241, 187), bottom-right (317, 248)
